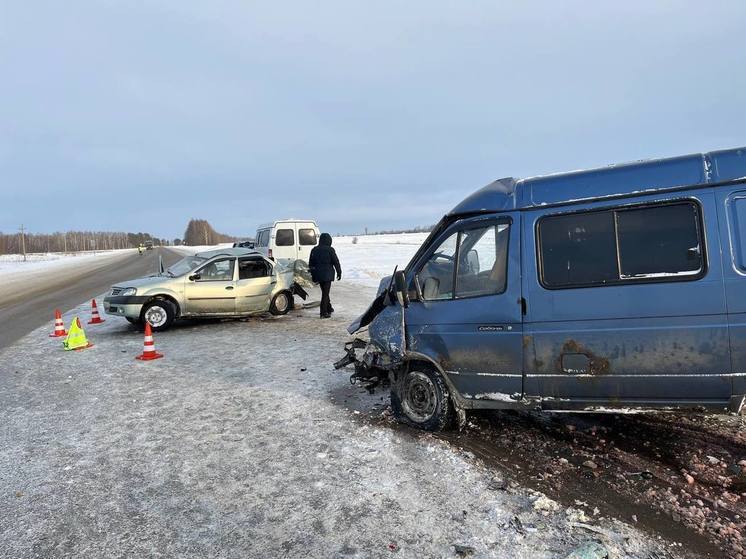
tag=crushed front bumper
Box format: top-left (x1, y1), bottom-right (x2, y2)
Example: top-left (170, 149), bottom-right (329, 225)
top-left (103, 296), bottom-right (148, 319)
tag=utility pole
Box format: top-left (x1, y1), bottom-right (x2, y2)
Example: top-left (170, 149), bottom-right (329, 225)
top-left (19, 224), bottom-right (26, 262)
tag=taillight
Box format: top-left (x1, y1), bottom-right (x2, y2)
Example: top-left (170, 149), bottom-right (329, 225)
top-left (268, 249), bottom-right (273, 258)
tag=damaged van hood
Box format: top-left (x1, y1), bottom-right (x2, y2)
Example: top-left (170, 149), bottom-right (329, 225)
top-left (347, 274), bottom-right (393, 334)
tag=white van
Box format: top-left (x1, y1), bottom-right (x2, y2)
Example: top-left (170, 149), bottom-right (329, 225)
top-left (254, 219), bottom-right (320, 262)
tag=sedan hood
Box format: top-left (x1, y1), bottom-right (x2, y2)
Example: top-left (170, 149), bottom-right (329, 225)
top-left (113, 274), bottom-right (174, 290)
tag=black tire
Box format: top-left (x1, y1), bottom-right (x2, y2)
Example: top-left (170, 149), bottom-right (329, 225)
top-left (140, 299), bottom-right (176, 331)
top-left (391, 365), bottom-right (454, 431)
top-left (270, 291), bottom-right (292, 316)
top-left (125, 317), bottom-right (142, 325)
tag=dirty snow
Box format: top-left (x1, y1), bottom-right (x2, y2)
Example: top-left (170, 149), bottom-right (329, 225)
top-left (0, 278), bottom-right (673, 558)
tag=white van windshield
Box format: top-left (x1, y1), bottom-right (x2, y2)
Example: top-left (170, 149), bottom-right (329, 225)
top-left (168, 256), bottom-right (207, 277)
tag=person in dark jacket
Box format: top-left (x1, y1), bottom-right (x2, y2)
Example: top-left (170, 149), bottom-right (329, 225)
top-left (309, 233), bottom-right (341, 319)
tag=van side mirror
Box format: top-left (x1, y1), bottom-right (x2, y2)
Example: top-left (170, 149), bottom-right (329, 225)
top-left (189, 273), bottom-right (201, 281)
top-left (394, 270), bottom-right (409, 308)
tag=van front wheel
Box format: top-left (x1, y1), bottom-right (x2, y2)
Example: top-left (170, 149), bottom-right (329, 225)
top-left (392, 366), bottom-right (453, 431)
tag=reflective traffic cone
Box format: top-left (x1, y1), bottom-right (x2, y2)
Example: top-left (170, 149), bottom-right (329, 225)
top-left (63, 317), bottom-right (94, 351)
top-left (135, 323), bottom-right (163, 361)
top-left (88, 299), bottom-right (105, 324)
top-left (49, 309), bottom-right (67, 337)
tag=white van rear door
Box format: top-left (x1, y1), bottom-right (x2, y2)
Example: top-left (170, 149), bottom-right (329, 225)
top-left (296, 222), bottom-right (318, 263)
top-left (272, 225), bottom-right (297, 260)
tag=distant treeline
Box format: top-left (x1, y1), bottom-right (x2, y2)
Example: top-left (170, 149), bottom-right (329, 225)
top-left (359, 225), bottom-right (434, 236)
top-left (182, 219), bottom-right (236, 246)
top-left (0, 231), bottom-right (167, 255)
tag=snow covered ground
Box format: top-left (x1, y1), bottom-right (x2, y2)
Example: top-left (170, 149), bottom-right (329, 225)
top-left (0, 249), bottom-right (133, 277)
top-left (334, 233), bottom-right (429, 288)
top-left (0, 233), bottom-right (677, 557)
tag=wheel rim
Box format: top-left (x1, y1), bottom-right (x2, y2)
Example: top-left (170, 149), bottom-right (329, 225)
top-left (275, 293), bottom-right (289, 313)
top-left (402, 371), bottom-right (437, 423)
top-left (145, 305), bottom-right (167, 327)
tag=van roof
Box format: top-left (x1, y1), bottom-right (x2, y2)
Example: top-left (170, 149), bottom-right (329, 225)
top-left (449, 146), bottom-right (746, 215)
top-left (256, 219), bottom-right (318, 231)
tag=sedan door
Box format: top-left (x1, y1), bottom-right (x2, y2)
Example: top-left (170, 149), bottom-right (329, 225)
top-left (234, 257), bottom-right (275, 313)
top-left (184, 257), bottom-right (237, 315)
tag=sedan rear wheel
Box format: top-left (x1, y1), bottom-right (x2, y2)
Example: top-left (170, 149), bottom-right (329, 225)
top-left (270, 291), bottom-right (292, 316)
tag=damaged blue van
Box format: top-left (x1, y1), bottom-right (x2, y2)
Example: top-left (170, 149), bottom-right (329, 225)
top-left (337, 147), bottom-right (746, 431)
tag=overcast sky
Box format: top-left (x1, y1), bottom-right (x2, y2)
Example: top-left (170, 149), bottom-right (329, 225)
top-left (1, 1), bottom-right (745, 239)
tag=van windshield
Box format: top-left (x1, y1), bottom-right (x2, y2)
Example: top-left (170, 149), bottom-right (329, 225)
top-left (167, 256), bottom-right (208, 277)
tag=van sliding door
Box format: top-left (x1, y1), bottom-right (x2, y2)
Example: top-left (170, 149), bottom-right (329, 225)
top-left (523, 191), bottom-right (731, 405)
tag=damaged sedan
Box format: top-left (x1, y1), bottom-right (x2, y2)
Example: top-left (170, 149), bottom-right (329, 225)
top-left (337, 146), bottom-right (746, 430)
top-left (104, 247), bottom-right (306, 330)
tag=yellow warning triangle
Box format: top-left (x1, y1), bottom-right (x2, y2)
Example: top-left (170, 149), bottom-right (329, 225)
top-left (63, 316), bottom-right (93, 351)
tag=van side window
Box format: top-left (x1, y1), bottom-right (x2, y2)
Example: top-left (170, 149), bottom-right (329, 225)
top-left (538, 201), bottom-right (704, 288)
top-left (727, 194), bottom-right (746, 272)
top-left (455, 224), bottom-right (510, 298)
top-left (417, 222), bottom-right (510, 301)
top-left (256, 230), bottom-right (269, 247)
top-left (299, 229), bottom-right (317, 246)
top-left (417, 232), bottom-right (458, 300)
top-left (616, 204), bottom-right (702, 278)
top-left (275, 229), bottom-right (294, 246)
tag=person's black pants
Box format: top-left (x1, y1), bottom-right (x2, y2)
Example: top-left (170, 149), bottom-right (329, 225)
top-left (319, 281), bottom-right (332, 317)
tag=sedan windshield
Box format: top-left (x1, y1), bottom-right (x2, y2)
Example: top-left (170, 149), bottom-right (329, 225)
top-left (168, 256), bottom-right (207, 277)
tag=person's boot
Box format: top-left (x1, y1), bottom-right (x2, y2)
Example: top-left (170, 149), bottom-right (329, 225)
top-left (328, 305), bottom-right (335, 314)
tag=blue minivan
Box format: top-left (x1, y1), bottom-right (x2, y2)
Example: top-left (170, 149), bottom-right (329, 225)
top-left (338, 147), bottom-right (746, 431)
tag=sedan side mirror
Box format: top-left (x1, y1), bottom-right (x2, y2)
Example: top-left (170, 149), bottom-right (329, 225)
top-left (189, 273), bottom-right (201, 281)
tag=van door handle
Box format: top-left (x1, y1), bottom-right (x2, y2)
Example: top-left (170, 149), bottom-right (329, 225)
top-left (225, 286), bottom-right (234, 290)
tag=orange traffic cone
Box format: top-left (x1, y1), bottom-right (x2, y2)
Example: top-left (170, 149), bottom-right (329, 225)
top-left (49, 309), bottom-right (67, 337)
top-left (88, 299), bottom-right (105, 324)
top-left (135, 323), bottom-right (163, 361)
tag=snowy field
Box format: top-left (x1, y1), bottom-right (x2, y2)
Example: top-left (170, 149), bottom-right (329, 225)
top-left (334, 233), bottom-right (429, 288)
top-left (0, 233), bottom-right (679, 558)
top-left (0, 249), bottom-right (133, 277)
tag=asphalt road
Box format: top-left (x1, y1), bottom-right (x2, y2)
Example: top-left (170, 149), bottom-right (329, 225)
top-left (0, 247), bottom-right (182, 351)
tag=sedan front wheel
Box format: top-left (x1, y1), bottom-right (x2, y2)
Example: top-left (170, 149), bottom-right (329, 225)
top-left (141, 299), bottom-right (176, 331)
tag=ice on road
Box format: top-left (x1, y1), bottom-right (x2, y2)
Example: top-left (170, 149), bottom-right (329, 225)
top-left (0, 235), bottom-right (669, 558)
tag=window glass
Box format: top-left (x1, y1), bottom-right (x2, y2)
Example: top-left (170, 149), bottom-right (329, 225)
top-left (275, 229), bottom-right (294, 246)
top-left (299, 228), bottom-right (317, 246)
top-left (197, 258), bottom-right (234, 281)
top-left (730, 196), bottom-right (746, 271)
top-left (539, 202), bottom-right (704, 288)
top-left (238, 258), bottom-right (269, 280)
top-left (256, 230), bottom-right (269, 247)
top-left (455, 224), bottom-right (510, 298)
top-left (417, 232), bottom-right (458, 300)
top-left (617, 203), bottom-right (702, 278)
top-left (540, 211), bottom-right (618, 287)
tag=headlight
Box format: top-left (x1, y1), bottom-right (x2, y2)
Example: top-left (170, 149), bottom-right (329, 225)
top-left (120, 287), bottom-right (137, 296)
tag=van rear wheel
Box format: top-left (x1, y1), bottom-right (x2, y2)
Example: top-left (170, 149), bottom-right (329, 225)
top-left (392, 366), bottom-right (453, 431)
